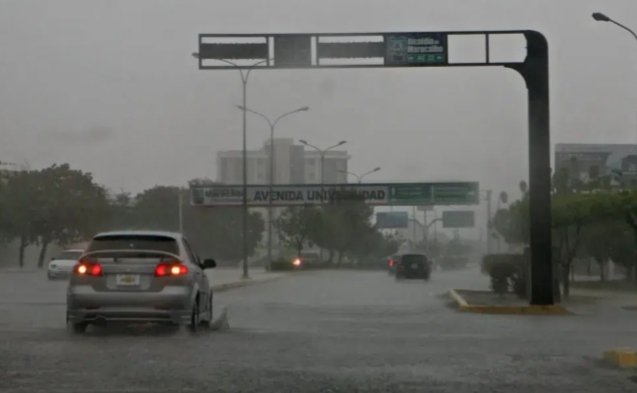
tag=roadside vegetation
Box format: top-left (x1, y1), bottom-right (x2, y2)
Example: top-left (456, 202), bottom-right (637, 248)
top-left (0, 165), bottom-right (264, 267)
top-left (485, 170), bottom-right (637, 299)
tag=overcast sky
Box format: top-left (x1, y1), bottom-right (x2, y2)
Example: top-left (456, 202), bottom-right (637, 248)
top-left (0, 0), bottom-right (635, 203)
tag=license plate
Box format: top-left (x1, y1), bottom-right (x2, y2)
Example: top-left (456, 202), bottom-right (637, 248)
top-left (116, 274), bottom-right (140, 286)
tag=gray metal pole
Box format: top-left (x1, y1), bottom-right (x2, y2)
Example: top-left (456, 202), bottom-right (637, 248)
top-left (319, 152), bottom-right (325, 262)
top-left (178, 190), bottom-right (184, 233)
top-left (506, 31), bottom-right (553, 305)
top-left (320, 153), bottom-right (325, 186)
top-left (268, 125), bottom-right (274, 271)
top-left (241, 78), bottom-right (249, 279)
top-left (486, 189), bottom-right (492, 255)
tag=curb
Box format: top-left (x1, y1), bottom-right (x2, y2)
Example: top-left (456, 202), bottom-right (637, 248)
top-left (604, 348), bottom-right (637, 368)
top-left (448, 289), bottom-right (571, 315)
top-left (212, 274), bottom-right (286, 292)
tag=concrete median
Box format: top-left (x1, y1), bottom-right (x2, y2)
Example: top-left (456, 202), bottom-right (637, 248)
top-left (448, 288), bottom-right (571, 315)
top-left (604, 348), bottom-right (637, 368)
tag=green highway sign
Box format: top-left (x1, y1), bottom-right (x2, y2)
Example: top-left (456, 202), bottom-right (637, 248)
top-left (389, 182), bottom-right (478, 205)
top-left (385, 33), bottom-right (447, 66)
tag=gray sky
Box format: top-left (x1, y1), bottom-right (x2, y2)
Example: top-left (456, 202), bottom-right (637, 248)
top-left (0, 0), bottom-right (635, 202)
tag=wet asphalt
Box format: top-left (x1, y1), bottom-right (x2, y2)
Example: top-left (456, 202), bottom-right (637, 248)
top-left (0, 267), bottom-right (636, 392)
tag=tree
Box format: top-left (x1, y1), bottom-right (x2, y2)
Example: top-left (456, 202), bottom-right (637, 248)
top-left (551, 193), bottom-right (596, 297)
top-left (183, 206), bottom-right (264, 262)
top-left (0, 170), bottom-right (41, 267)
top-left (107, 192), bottom-right (136, 229)
top-left (493, 198), bottom-right (529, 245)
top-left (31, 164), bottom-right (110, 267)
top-left (275, 207), bottom-right (320, 257)
top-left (308, 192), bottom-right (375, 265)
top-left (132, 186), bottom-right (180, 231)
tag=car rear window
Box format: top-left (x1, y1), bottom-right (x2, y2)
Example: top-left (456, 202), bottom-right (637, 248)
top-left (55, 251), bottom-right (82, 260)
top-left (401, 254), bottom-right (426, 264)
top-left (87, 235), bottom-right (179, 254)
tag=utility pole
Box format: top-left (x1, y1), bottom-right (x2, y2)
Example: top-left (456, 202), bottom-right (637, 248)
top-left (192, 53), bottom-right (269, 279)
top-left (178, 190), bottom-right (184, 233)
top-left (299, 139), bottom-right (347, 262)
top-left (486, 189), bottom-right (493, 255)
top-left (238, 106), bottom-right (309, 270)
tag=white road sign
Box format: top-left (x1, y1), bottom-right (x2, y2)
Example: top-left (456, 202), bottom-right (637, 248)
top-left (191, 184), bottom-right (389, 207)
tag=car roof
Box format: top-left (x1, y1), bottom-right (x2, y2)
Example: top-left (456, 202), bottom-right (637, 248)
top-left (92, 230), bottom-right (182, 240)
top-left (60, 249), bottom-right (84, 253)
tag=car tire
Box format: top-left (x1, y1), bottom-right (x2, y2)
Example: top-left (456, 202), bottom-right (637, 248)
top-left (189, 298), bottom-right (199, 332)
top-left (67, 320), bottom-right (87, 334)
top-left (200, 294), bottom-right (212, 328)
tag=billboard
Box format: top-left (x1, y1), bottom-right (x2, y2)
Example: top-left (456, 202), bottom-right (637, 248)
top-left (376, 212), bottom-right (409, 229)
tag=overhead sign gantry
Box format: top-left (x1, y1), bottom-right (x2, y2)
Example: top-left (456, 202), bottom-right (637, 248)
top-left (195, 30), bottom-right (553, 306)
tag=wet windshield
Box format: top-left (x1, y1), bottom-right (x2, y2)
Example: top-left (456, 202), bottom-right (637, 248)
top-left (0, 1), bottom-right (636, 392)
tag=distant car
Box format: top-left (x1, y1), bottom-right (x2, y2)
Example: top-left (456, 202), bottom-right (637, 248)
top-left (48, 249), bottom-right (84, 280)
top-left (294, 252), bottom-right (322, 269)
top-left (386, 255), bottom-right (399, 275)
top-left (395, 254), bottom-right (431, 280)
top-left (66, 231), bottom-right (216, 333)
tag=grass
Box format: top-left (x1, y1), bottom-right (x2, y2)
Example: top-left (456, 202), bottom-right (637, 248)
top-left (571, 280), bottom-right (637, 293)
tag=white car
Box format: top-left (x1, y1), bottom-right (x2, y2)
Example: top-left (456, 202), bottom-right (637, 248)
top-left (48, 249), bottom-right (84, 280)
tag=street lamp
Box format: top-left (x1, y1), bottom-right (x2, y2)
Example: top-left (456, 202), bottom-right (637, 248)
top-left (192, 52), bottom-right (269, 280)
top-left (236, 105), bottom-right (310, 270)
top-left (299, 139), bottom-right (347, 263)
top-left (592, 12), bottom-right (637, 41)
top-left (299, 140), bottom-right (347, 188)
top-left (592, 12), bottom-right (637, 182)
top-left (338, 167), bottom-right (381, 184)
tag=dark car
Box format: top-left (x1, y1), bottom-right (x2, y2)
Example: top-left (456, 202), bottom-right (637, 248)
top-left (395, 254), bottom-right (431, 280)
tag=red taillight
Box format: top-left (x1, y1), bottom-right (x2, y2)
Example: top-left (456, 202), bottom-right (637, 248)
top-left (155, 261), bottom-right (188, 277)
top-left (73, 259), bottom-right (103, 277)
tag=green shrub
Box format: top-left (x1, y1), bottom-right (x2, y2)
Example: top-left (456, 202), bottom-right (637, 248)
top-left (270, 258), bottom-right (296, 271)
top-left (482, 254), bottom-right (528, 298)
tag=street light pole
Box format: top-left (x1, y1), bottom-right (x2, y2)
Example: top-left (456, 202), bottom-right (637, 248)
top-left (592, 12), bottom-right (637, 179)
top-left (485, 189), bottom-right (493, 255)
top-left (592, 12), bottom-right (637, 42)
top-left (299, 140), bottom-right (347, 196)
top-left (299, 139), bottom-right (347, 262)
top-left (338, 167), bottom-right (381, 184)
top-left (237, 106), bottom-right (309, 271)
top-left (178, 189), bottom-right (184, 233)
top-left (192, 53), bottom-right (269, 279)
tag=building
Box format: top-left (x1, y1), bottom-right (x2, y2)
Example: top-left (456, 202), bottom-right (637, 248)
top-left (554, 143), bottom-right (637, 188)
top-left (217, 138), bottom-right (350, 185)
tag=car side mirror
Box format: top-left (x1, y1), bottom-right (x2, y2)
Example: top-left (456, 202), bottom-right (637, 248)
top-left (203, 259), bottom-right (216, 269)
